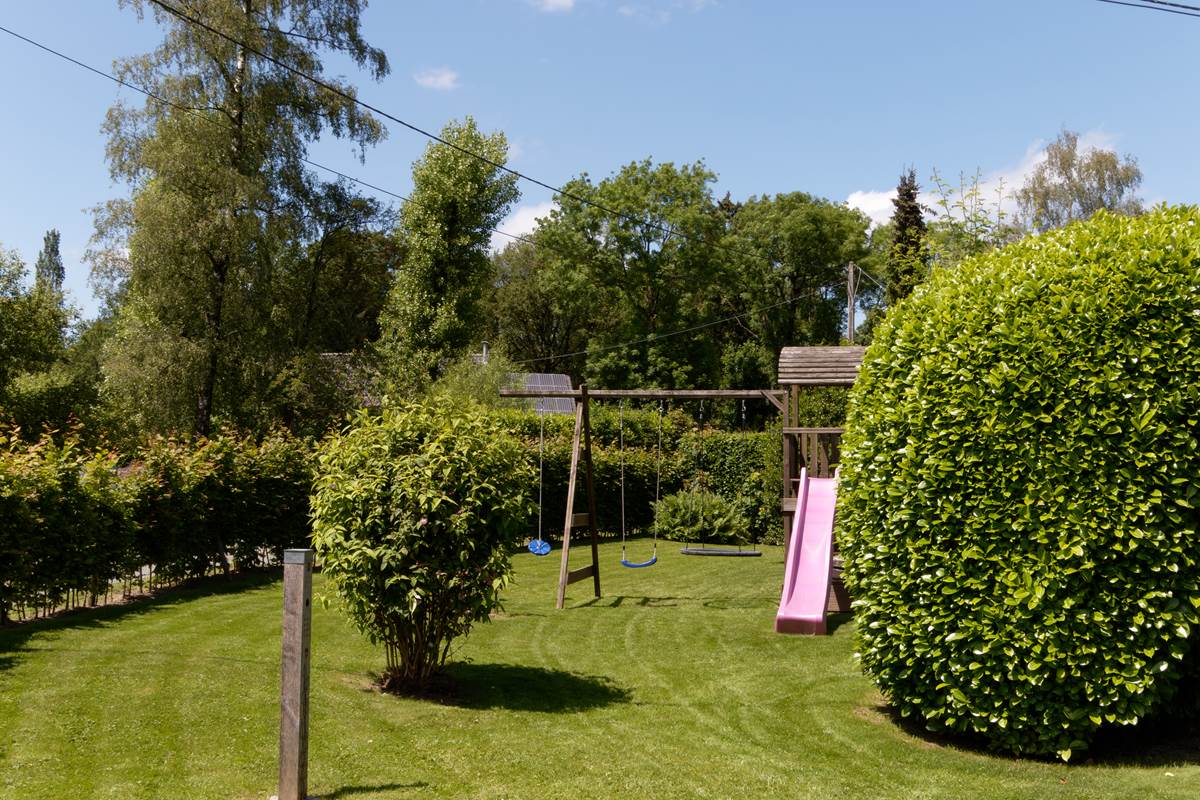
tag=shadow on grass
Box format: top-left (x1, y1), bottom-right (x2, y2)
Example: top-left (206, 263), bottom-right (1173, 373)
top-left (702, 596), bottom-right (778, 610)
top-left (576, 594), bottom-right (688, 608)
top-left (407, 662), bottom-right (632, 713)
top-left (573, 594), bottom-right (786, 614)
top-left (870, 700), bottom-right (1200, 767)
top-left (1087, 715), bottom-right (1200, 767)
top-left (323, 781), bottom-right (430, 797)
top-left (825, 612), bottom-right (854, 634)
top-left (0, 570), bottom-right (279, 674)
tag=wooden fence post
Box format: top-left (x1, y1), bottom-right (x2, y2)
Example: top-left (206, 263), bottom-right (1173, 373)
top-left (277, 548), bottom-right (313, 800)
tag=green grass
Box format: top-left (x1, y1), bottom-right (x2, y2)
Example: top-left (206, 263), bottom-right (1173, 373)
top-left (0, 541), bottom-right (1195, 799)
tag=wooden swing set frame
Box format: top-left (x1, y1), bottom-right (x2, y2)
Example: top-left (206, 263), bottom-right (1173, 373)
top-left (499, 384), bottom-right (784, 608)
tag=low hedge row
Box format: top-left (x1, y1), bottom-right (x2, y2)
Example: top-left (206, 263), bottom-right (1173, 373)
top-left (0, 429), bottom-right (312, 622)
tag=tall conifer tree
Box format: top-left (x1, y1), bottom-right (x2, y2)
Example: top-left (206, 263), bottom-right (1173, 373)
top-left (886, 168), bottom-right (928, 305)
top-left (34, 229), bottom-right (65, 295)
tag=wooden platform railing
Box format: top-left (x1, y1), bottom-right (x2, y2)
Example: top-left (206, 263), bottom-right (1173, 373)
top-left (783, 427), bottom-right (844, 484)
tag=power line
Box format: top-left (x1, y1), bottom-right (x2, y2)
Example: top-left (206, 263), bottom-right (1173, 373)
top-left (855, 264), bottom-right (886, 292)
top-left (513, 287), bottom-right (835, 365)
top-left (145, 0), bottom-right (804, 268)
top-left (0, 21), bottom-right (867, 367)
top-left (17, 1), bottom-right (880, 291)
top-left (1139, 0), bottom-right (1200, 13)
top-left (0, 22), bottom-right (555, 255)
top-left (1094, 0), bottom-right (1200, 18)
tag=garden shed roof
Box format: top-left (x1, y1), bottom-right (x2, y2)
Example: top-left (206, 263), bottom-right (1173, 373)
top-left (777, 346), bottom-right (865, 386)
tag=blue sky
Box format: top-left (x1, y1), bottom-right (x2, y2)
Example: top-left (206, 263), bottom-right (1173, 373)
top-left (2, 0), bottom-right (1197, 318)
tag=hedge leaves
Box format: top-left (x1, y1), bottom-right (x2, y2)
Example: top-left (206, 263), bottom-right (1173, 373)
top-left (837, 207), bottom-right (1200, 758)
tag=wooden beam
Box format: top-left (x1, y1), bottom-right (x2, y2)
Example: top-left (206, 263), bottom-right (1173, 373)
top-left (566, 565), bottom-right (596, 584)
top-left (580, 386), bottom-right (602, 600)
top-left (556, 401), bottom-right (585, 610)
top-left (760, 389), bottom-right (785, 412)
top-left (501, 388), bottom-right (785, 401)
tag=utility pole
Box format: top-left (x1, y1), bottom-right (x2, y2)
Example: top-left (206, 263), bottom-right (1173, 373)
top-left (846, 262), bottom-right (859, 344)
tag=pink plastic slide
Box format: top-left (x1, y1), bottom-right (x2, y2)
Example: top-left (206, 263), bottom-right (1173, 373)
top-left (775, 468), bottom-right (837, 635)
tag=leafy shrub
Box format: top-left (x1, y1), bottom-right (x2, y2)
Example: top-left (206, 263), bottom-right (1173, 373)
top-left (493, 404), bottom-right (693, 450)
top-left (129, 430), bottom-right (313, 581)
top-left (654, 490), bottom-right (749, 546)
top-left (232, 430), bottom-right (314, 567)
top-left (680, 430), bottom-right (780, 544)
top-left (837, 207), bottom-right (1200, 759)
top-left (311, 400), bottom-right (534, 690)
top-left (791, 386), bottom-right (849, 427)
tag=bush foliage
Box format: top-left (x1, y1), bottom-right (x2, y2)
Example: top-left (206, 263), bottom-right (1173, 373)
top-left (837, 207), bottom-right (1200, 759)
top-left (654, 490), bottom-right (750, 546)
top-left (0, 428), bottom-right (312, 622)
top-left (311, 400), bottom-right (534, 690)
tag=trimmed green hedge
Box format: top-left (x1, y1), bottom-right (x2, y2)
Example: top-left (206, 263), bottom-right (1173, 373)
top-left (837, 207), bottom-right (1200, 759)
top-left (0, 429), bottom-right (312, 621)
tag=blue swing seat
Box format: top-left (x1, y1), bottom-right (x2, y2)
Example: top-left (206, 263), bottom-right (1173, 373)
top-left (528, 539), bottom-right (551, 556)
top-left (620, 554), bottom-right (657, 569)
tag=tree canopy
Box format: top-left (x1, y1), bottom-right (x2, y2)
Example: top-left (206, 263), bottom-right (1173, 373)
top-left (885, 169), bottom-right (927, 305)
top-left (377, 117), bottom-right (519, 392)
top-left (34, 230), bottom-right (64, 296)
top-left (95, 0), bottom-right (391, 437)
top-left (1016, 129), bottom-right (1143, 233)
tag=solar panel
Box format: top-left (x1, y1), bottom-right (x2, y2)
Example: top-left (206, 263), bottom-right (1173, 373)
top-left (507, 372), bottom-right (576, 415)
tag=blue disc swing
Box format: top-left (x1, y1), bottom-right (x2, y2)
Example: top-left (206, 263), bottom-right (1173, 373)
top-left (528, 412), bottom-right (552, 556)
top-left (619, 400), bottom-right (660, 569)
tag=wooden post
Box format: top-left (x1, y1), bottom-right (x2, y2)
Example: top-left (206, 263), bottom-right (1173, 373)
top-left (556, 398), bottom-right (586, 610)
top-left (555, 385), bottom-right (602, 609)
top-left (580, 387), bottom-right (602, 599)
top-left (278, 548), bottom-right (313, 800)
top-left (846, 262), bottom-right (858, 344)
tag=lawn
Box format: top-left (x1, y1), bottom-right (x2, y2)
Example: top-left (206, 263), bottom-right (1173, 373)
top-left (0, 541), bottom-right (1195, 800)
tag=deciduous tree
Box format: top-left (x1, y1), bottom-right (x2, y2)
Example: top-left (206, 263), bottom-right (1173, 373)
top-left (537, 159), bottom-right (725, 389)
top-left (723, 192), bottom-right (871, 375)
top-left (34, 230), bottom-right (65, 295)
top-left (1016, 129), bottom-right (1143, 233)
top-left (377, 117), bottom-right (519, 393)
top-left (97, 0), bottom-right (389, 436)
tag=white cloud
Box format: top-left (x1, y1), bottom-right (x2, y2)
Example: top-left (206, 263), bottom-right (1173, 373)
top-left (846, 189), bottom-right (897, 228)
top-left (617, 0), bottom-right (714, 24)
top-left (846, 129), bottom-right (1119, 227)
top-left (531, 0), bottom-right (575, 11)
top-left (491, 201), bottom-right (556, 252)
top-left (413, 67), bottom-right (460, 91)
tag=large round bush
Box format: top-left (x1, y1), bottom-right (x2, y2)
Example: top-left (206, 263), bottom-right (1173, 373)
top-left (311, 400), bottom-right (534, 690)
top-left (838, 207), bottom-right (1200, 759)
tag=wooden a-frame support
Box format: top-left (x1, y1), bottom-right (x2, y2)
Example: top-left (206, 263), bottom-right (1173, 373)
top-left (556, 385), bottom-right (602, 609)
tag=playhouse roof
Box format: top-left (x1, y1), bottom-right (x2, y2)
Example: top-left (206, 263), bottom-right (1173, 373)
top-left (777, 346), bottom-right (865, 386)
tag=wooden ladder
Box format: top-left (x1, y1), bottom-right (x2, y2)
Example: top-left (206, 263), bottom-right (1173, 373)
top-left (556, 385), bottom-right (602, 609)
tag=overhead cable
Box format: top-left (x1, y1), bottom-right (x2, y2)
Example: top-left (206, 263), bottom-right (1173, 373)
top-left (0, 21), bottom-right (869, 366)
top-left (1094, 0), bottom-right (1200, 18)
